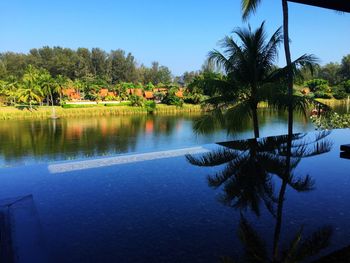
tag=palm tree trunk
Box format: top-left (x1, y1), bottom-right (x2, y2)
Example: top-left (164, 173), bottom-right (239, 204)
top-left (282, 0), bottom-right (294, 137)
top-left (252, 105), bottom-right (260, 138)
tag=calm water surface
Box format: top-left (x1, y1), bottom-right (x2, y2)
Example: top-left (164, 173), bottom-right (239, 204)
top-left (0, 107), bottom-right (349, 262)
top-left (0, 129), bottom-right (349, 262)
top-left (0, 110), bottom-right (314, 167)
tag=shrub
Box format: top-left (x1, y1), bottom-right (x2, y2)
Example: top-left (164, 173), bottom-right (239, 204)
top-left (154, 92), bottom-right (165, 102)
top-left (144, 82), bottom-right (155, 91)
top-left (162, 88), bottom-right (184, 107)
top-left (305, 79), bottom-right (330, 93)
top-left (314, 91), bottom-right (332, 99)
top-left (332, 86), bottom-right (347, 100)
top-left (104, 95), bottom-right (118, 101)
top-left (129, 94), bottom-right (144, 107)
top-left (338, 80), bottom-right (350, 93)
top-left (144, 100), bottom-right (156, 114)
top-left (306, 92), bottom-right (315, 99)
top-left (184, 93), bottom-right (207, 104)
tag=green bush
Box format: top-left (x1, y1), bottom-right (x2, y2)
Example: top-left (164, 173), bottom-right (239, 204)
top-left (305, 79), bottom-right (330, 93)
top-left (154, 92), bottom-right (165, 101)
top-left (184, 93), bottom-right (207, 104)
top-left (129, 94), bottom-right (144, 107)
top-left (104, 95), bottom-right (118, 101)
top-left (144, 100), bottom-right (156, 113)
top-left (338, 80), bottom-right (350, 93)
top-left (144, 82), bottom-right (155, 91)
top-left (332, 86), bottom-right (347, 99)
top-left (306, 92), bottom-right (315, 99)
top-left (314, 91), bottom-right (332, 99)
top-left (162, 92), bottom-right (183, 107)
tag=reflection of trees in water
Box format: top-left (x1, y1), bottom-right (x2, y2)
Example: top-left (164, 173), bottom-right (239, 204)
top-left (192, 108), bottom-right (310, 135)
top-left (186, 132), bottom-right (333, 262)
top-left (0, 115), bottom-right (193, 163)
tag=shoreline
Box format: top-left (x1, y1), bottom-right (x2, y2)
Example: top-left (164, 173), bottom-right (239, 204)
top-left (0, 104), bottom-right (203, 120)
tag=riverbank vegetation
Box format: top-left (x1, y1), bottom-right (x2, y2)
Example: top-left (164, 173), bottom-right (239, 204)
top-left (0, 45), bottom-right (349, 122)
top-left (0, 104), bottom-right (202, 120)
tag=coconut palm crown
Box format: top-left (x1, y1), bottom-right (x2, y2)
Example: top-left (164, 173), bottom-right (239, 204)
top-left (195, 22), bottom-right (317, 138)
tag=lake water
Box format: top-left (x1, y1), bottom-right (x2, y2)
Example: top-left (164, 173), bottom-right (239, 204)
top-left (0, 128), bottom-right (349, 262)
top-left (0, 109), bottom-right (315, 167)
top-left (0, 106), bottom-right (349, 262)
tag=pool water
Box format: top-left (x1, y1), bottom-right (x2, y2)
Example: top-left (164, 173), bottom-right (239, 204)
top-left (0, 129), bottom-right (350, 262)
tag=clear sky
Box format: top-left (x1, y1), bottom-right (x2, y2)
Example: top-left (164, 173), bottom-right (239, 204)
top-left (0, 0), bottom-right (349, 76)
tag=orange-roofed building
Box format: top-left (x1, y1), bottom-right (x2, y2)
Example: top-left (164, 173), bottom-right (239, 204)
top-left (144, 91), bottom-right (154, 100)
top-left (134, 88), bottom-right (143, 97)
top-left (62, 88), bottom-right (81, 100)
top-left (175, 90), bottom-right (183, 98)
top-left (99, 88), bottom-right (109, 97)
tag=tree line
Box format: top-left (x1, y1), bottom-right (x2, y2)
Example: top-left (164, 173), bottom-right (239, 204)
top-left (0, 47), bottom-right (172, 85)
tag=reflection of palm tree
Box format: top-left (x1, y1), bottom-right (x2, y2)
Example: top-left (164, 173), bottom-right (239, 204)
top-left (232, 215), bottom-right (332, 263)
top-left (187, 132), bottom-right (331, 215)
top-left (186, 131), bottom-right (333, 262)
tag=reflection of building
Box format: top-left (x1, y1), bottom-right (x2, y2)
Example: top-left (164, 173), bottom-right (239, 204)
top-left (0, 195), bottom-right (48, 262)
top-left (145, 119), bottom-right (154, 134)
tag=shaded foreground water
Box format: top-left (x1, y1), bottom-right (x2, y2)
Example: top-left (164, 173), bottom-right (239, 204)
top-left (0, 129), bottom-right (350, 262)
top-left (0, 109), bottom-right (315, 167)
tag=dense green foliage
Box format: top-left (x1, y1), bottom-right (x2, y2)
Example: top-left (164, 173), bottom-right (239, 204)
top-left (0, 47), bottom-right (173, 85)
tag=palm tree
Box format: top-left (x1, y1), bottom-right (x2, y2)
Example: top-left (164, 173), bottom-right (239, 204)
top-left (18, 65), bottom-right (44, 110)
top-left (241, 0), bottom-right (295, 136)
top-left (55, 75), bottom-right (68, 102)
top-left (201, 22), bottom-right (283, 138)
top-left (40, 71), bottom-right (55, 106)
top-left (17, 81), bottom-right (43, 110)
top-left (196, 23), bottom-right (317, 139)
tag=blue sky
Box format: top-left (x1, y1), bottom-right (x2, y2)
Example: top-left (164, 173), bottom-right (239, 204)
top-left (0, 0), bottom-right (349, 75)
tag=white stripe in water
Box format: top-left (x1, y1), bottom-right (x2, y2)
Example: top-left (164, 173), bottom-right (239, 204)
top-left (48, 146), bottom-right (210, 174)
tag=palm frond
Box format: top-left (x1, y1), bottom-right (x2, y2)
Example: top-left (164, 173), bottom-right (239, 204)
top-left (241, 0), bottom-right (262, 20)
top-left (281, 226), bottom-right (304, 262)
top-left (288, 174), bottom-right (315, 192)
top-left (238, 215), bottom-right (269, 262)
top-left (295, 225), bottom-right (333, 261)
top-left (185, 149), bottom-right (238, 167)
